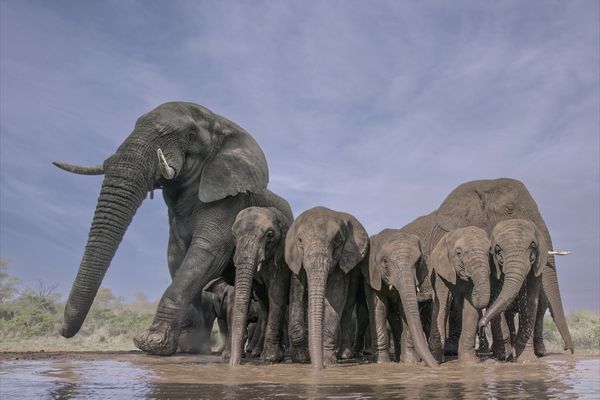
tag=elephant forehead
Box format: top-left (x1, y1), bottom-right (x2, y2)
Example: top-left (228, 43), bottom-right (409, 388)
top-left (373, 230), bottom-right (420, 255)
top-left (452, 227), bottom-right (490, 247)
top-left (493, 219), bottom-right (535, 237)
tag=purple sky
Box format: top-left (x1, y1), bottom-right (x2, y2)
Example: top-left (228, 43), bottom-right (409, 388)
top-left (1, 1), bottom-right (598, 311)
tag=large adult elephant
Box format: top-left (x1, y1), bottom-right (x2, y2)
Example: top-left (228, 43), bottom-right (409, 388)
top-left (54, 101), bottom-right (293, 355)
top-left (404, 178), bottom-right (572, 355)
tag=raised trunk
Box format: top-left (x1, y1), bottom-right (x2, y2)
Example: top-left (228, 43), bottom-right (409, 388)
top-left (306, 256), bottom-right (328, 370)
top-left (480, 259), bottom-right (526, 327)
top-left (470, 261), bottom-right (491, 310)
top-left (229, 261), bottom-right (255, 366)
top-left (61, 168), bottom-right (148, 337)
top-left (533, 215), bottom-right (573, 352)
top-left (395, 273), bottom-right (439, 368)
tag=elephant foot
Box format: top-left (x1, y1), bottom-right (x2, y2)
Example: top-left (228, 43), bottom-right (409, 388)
top-left (134, 323), bottom-right (179, 356)
top-left (221, 348), bottom-right (231, 360)
top-left (376, 351), bottom-right (391, 364)
top-left (400, 349), bottom-right (419, 364)
top-left (250, 345), bottom-right (263, 358)
top-left (444, 341), bottom-right (459, 356)
top-left (431, 347), bottom-right (444, 364)
top-left (177, 329), bottom-right (211, 354)
top-left (516, 349), bottom-right (540, 364)
top-left (491, 342), bottom-right (514, 362)
top-left (291, 346), bottom-right (310, 363)
top-left (323, 350), bottom-right (338, 365)
top-left (534, 340), bottom-right (546, 357)
top-left (339, 348), bottom-right (354, 360)
top-left (458, 351), bottom-right (479, 364)
top-left (260, 344), bottom-right (284, 364)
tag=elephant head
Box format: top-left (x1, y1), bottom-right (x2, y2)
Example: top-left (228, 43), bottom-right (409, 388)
top-left (365, 229), bottom-right (438, 368)
top-left (54, 102), bottom-right (269, 338)
top-left (479, 219), bottom-right (547, 327)
top-left (284, 206), bottom-right (368, 369)
top-left (430, 226), bottom-right (491, 309)
top-left (435, 178), bottom-right (572, 352)
top-left (229, 206), bottom-right (290, 366)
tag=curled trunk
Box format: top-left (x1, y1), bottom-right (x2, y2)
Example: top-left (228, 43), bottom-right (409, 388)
top-left (61, 169), bottom-right (147, 337)
top-left (395, 273), bottom-right (439, 368)
top-left (480, 260), bottom-right (526, 327)
top-left (229, 260), bottom-right (256, 366)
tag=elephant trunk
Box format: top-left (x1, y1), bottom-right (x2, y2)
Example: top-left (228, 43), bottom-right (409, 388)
top-left (306, 255), bottom-right (329, 370)
top-left (469, 257), bottom-right (491, 309)
top-left (394, 272), bottom-right (439, 368)
top-left (480, 258), bottom-right (527, 327)
top-left (230, 238), bottom-right (260, 366)
top-left (61, 164), bottom-right (150, 337)
top-left (535, 216), bottom-right (573, 352)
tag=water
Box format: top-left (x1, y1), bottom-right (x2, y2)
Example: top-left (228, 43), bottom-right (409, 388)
top-left (1, 353), bottom-right (598, 399)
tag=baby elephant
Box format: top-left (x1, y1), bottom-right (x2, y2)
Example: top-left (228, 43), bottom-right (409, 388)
top-left (429, 226), bottom-right (492, 363)
top-left (229, 207), bottom-right (292, 366)
top-left (286, 206), bottom-right (369, 369)
top-left (364, 229), bottom-right (439, 368)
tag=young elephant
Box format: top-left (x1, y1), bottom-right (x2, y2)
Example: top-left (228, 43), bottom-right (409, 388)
top-left (429, 226), bottom-right (492, 363)
top-left (363, 229), bottom-right (439, 368)
top-left (285, 206), bottom-right (369, 369)
top-left (229, 207), bottom-right (292, 366)
top-left (479, 219), bottom-right (547, 362)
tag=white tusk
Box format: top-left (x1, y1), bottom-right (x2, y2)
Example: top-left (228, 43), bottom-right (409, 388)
top-left (257, 262), bottom-right (262, 272)
top-left (548, 250), bottom-right (571, 256)
top-left (157, 148), bottom-right (175, 179)
top-left (388, 283), bottom-right (393, 291)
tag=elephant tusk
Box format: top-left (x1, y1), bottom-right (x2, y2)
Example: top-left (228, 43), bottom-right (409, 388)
top-left (53, 161), bottom-right (104, 175)
top-left (548, 250), bottom-right (571, 256)
top-left (388, 283), bottom-right (393, 291)
top-left (157, 148), bottom-right (175, 179)
top-left (257, 262), bottom-right (262, 272)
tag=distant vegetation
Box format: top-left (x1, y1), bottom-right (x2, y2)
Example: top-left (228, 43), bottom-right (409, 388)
top-left (0, 260), bottom-right (598, 354)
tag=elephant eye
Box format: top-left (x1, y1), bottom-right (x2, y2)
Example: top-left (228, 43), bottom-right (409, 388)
top-left (333, 235), bottom-right (343, 247)
top-left (505, 203), bottom-right (515, 214)
top-left (265, 230), bottom-right (275, 240)
top-left (529, 242), bottom-right (537, 263)
top-left (456, 248), bottom-right (463, 257)
top-left (494, 245), bottom-right (503, 264)
top-left (297, 237), bottom-right (303, 248)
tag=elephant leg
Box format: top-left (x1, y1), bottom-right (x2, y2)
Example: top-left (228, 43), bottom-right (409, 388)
top-left (250, 287), bottom-right (269, 358)
top-left (216, 316), bottom-right (229, 354)
top-left (353, 282), bottom-right (370, 356)
top-left (534, 292), bottom-right (548, 357)
top-left (430, 280), bottom-right (450, 363)
top-left (458, 298), bottom-right (480, 363)
top-left (365, 283), bottom-right (390, 363)
top-left (339, 270), bottom-right (360, 360)
top-left (505, 310), bottom-right (517, 346)
top-left (261, 269), bottom-right (291, 364)
top-left (221, 286), bottom-right (235, 360)
top-left (490, 312), bottom-right (513, 361)
top-left (289, 271), bottom-right (310, 363)
top-left (178, 293), bottom-right (211, 354)
top-left (477, 326), bottom-right (490, 354)
top-left (134, 209), bottom-right (235, 355)
top-left (388, 309), bottom-right (402, 362)
top-left (445, 295), bottom-right (462, 356)
top-left (514, 275), bottom-right (541, 362)
top-left (322, 268), bottom-right (348, 364)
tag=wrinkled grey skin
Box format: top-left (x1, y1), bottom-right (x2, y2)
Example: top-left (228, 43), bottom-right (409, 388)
top-left (480, 219), bottom-right (547, 362)
top-left (363, 229), bottom-right (439, 368)
top-left (397, 178), bottom-right (571, 357)
top-left (429, 227), bottom-right (491, 363)
top-left (230, 207), bottom-right (292, 366)
top-left (54, 102), bottom-right (292, 355)
top-left (285, 206), bottom-right (369, 369)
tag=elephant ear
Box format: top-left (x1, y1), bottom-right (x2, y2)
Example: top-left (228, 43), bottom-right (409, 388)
top-left (271, 208), bottom-right (291, 269)
top-left (284, 218), bottom-right (303, 275)
top-left (339, 214), bottom-right (369, 273)
top-left (364, 236), bottom-right (381, 291)
top-left (430, 232), bottom-right (456, 285)
top-left (199, 118), bottom-right (269, 203)
top-left (532, 222), bottom-right (548, 277)
top-left (436, 184), bottom-right (487, 232)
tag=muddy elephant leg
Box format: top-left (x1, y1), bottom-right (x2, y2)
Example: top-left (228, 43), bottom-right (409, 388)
top-left (490, 312), bottom-right (513, 361)
top-left (261, 269), bottom-right (291, 364)
top-left (445, 296), bottom-right (462, 356)
top-left (458, 298), bottom-right (480, 363)
top-left (289, 271), bottom-right (310, 363)
top-left (514, 275), bottom-right (541, 362)
top-left (134, 211), bottom-right (235, 355)
top-left (365, 283), bottom-right (390, 363)
top-left (534, 292), bottom-right (548, 357)
top-left (339, 270), bottom-right (360, 360)
top-left (430, 280), bottom-right (450, 363)
top-left (323, 268), bottom-right (349, 364)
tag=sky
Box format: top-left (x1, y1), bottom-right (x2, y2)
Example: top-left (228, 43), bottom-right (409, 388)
top-left (1, 1), bottom-right (598, 311)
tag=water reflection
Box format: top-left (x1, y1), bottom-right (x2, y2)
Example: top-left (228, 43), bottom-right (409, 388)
top-left (0, 355), bottom-right (597, 399)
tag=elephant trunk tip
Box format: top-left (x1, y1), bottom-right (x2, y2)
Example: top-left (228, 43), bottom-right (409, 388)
top-left (60, 322), bottom-right (80, 339)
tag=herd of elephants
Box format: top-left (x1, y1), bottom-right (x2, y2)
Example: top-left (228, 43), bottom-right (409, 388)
top-left (54, 102), bottom-right (573, 370)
